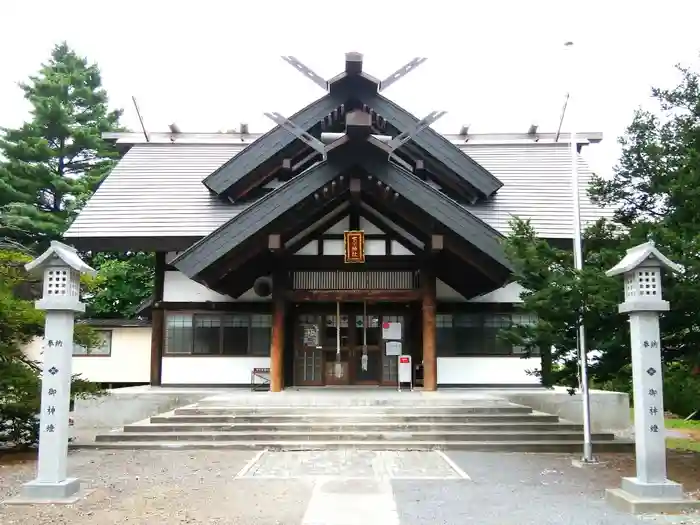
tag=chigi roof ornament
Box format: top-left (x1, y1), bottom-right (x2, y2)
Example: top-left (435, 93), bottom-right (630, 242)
top-left (281, 52), bottom-right (428, 93)
top-left (270, 52), bottom-right (445, 168)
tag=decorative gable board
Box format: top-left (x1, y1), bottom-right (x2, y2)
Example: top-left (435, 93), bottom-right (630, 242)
top-left (294, 211), bottom-right (417, 256)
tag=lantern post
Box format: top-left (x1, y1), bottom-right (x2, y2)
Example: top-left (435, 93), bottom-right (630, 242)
top-left (7, 241), bottom-right (95, 504)
top-left (605, 241), bottom-right (700, 514)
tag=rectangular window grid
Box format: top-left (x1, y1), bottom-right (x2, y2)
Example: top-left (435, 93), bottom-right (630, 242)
top-left (165, 313), bottom-right (272, 356)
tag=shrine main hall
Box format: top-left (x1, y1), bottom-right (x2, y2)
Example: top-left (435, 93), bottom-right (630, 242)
top-left (64, 52), bottom-right (607, 391)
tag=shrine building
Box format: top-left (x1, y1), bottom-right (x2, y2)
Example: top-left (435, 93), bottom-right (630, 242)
top-left (64, 53), bottom-right (608, 391)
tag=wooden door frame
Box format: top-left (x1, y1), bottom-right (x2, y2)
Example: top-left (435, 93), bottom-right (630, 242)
top-left (293, 314), bottom-right (324, 386)
top-left (291, 308), bottom-right (414, 387)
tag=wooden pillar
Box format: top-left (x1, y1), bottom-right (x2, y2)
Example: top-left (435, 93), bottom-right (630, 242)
top-left (150, 252), bottom-right (166, 386)
top-left (421, 263), bottom-right (437, 391)
top-left (270, 271), bottom-right (286, 392)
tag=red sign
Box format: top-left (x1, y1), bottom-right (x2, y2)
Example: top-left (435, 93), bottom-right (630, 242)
top-left (399, 356), bottom-right (410, 364)
top-left (344, 230), bottom-right (365, 263)
top-left (382, 322), bottom-right (390, 329)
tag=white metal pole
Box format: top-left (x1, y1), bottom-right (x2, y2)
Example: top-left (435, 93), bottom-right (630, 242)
top-left (566, 41), bottom-right (595, 463)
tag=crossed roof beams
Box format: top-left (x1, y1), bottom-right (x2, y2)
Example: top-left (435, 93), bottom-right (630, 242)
top-left (203, 53), bottom-right (503, 202)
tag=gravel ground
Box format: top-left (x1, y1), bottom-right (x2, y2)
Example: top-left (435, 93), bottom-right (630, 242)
top-left (0, 449), bottom-right (313, 525)
top-left (393, 451), bottom-right (699, 525)
top-left (2, 449), bottom-right (700, 524)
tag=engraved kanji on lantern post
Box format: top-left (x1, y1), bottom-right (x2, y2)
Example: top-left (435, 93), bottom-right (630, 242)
top-left (605, 241), bottom-right (700, 514)
top-left (17, 241), bottom-right (95, 503)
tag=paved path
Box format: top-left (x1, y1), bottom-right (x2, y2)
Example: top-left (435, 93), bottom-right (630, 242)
top-left (1, 449), bottom-right (698, 524)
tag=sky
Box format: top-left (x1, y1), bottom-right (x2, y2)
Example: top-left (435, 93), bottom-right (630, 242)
top-left (2, 0), bottom-right (700, 177)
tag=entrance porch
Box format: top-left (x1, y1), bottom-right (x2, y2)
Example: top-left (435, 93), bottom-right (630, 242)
top-left (271, 270), bottom-right (437, 391)
top-left (290, 303), bottom-right (417, 388)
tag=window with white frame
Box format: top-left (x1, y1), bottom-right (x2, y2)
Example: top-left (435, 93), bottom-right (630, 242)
top-left (73, 330), bottom-right (112, 356)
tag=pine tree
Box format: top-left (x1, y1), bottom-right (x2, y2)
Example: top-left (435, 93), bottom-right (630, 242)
top-left (503, 58), bottom-right (700, 415)
top-left (0, 42), bottom-right (122, 249)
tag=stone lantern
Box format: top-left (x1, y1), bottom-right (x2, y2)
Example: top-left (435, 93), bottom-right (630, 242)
top-left (8, 241), bottom-right (95, 504)
top-left (605, 241), bottom-right (700, 514)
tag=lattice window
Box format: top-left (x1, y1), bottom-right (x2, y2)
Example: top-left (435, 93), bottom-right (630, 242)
top-left (44, 268), bottom-right (81, 297)
top-left (637, 269), bottom-right (659, 297)
top-left (45, 268), bottom-right (68, 296)
top-left (624, 269), bottom-right (660, 299)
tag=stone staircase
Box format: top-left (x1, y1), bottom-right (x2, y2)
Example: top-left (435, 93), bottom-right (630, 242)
top-left (88, 393), bottom-right (633, 452)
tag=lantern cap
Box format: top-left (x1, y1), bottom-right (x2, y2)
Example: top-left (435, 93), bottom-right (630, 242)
top-left (24, 241), bottom-right (96, 277)
top-left (606, 241), bottom-right (683, 277)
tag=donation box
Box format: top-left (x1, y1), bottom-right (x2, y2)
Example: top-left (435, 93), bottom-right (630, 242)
top-left (398, 355), bottom-right (412, 384)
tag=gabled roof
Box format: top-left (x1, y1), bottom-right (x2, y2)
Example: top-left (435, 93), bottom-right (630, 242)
top-left (172, 138), bottom-right (512, 291)
top-left (63, 140), bottom-right (610, 251)
top-left (173, 145), bottom-right (356, 278)
top-left (358, 148), bottom-right (508, 269)
top-left (198, 53), bottom-right (503, 202)
top-left (202, 92), bottom-right (344, 195)
top-left (25, 240), bottom-right (96, 277)
top-left (362, 91), bottom-right (503, 198)
top-left (606, 241), bottom-right (683, 276)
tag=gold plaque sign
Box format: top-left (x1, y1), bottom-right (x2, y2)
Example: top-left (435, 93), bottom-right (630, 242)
top-left (344, 230), bottom-right (365, 263)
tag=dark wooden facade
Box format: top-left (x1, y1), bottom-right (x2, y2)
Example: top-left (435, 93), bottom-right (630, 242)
top-left (160, 53), bottom-right (513, 391)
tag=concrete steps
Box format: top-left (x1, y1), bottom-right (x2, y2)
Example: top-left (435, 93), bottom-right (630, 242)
top-left (128, 422), bottom-right (585, 432)
top-left (87, 398), bottom-right (634, 452)
top-left (83, 440), bottom-right (632, 452)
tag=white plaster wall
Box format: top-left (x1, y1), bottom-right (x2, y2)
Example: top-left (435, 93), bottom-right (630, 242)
top-left (161, 356), bottom-right (271, 385)
top-left (325, 216), bottom-right (350, 234)
top-left (23, 327), bottom-right (151, 384)
top-left (436, 280), bottom-right (526, 303)
top-left (163, 270), bottom-right (269, 302)
top-left (437, 357), bottom-right (540, 385)
top-left (296, 242), bottom-right (319, 255)
top-left (359, 217), bottom-right (382, 234)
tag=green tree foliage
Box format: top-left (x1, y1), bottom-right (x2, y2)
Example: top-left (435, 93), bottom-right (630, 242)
top-left (501, 218), bottom-right (628, 390)
top-left (0, 42), bottom-right (122, 250)
top-left (0, 42), bottom-right (153, 319)
top-left (85, 252), bottom-right (154, 318)
top-left (0, 43), bottom-right (149, 449)
top-left (0, 249), bottom-right (104, 449)
top-left (590, 63), bottom-right (700, 366)
top-left (503, 60), bottom-right (700, 415)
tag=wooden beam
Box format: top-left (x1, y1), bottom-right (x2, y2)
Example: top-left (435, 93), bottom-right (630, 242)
top-left (159, 302), bottom-right (272, 312)
top-left (358, 206), bottom-right (426, 250)
top-left (150, 252), bottom-right (166, 386)
top-left (286, 289), bottom-right (422, 302)
top-left (204, 235), bottom-right (268, 284)
top-left (215, 253), bottom-right (274, 298)
top-left (205, 189), bottom-right (346, 283)
top-left (421, 262), bottom-right (437, 391)
top-left (237, 163), bottom-right (284, 200)
top-left (443, 236), bottom-right (506, 285)
top-left (401, 144), bottom-right (480, 203)
top-left (362, 189), bottom-right (506, 284)
top-left (283, 198), bottom-right (350, 254)
top-left (349, 205), bottom-right (360, 230)
top-left (286, 255), bottom-right (418, 270)
top-left (270, 269), bottom-right (286, 392)
top-left (346, 109), bottom-right (372, 139)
